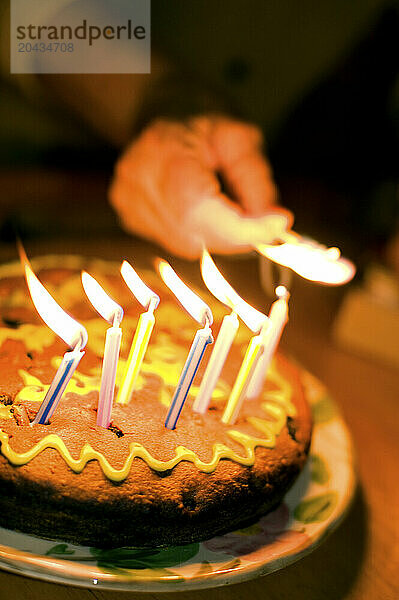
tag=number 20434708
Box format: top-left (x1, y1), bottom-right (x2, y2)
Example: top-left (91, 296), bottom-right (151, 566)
top-left (18, 42), bottom-right (74, 52)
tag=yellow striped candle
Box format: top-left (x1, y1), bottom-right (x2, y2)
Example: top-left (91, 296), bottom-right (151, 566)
top-left (117, 261), bottom-right (159, 405)
top-left (117, 299), bottom-right (156, 405)
top-left (222, 335), bottom-right (264, 425)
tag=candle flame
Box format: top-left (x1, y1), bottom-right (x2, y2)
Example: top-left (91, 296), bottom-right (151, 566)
top-left (81, 271), bottom-right (123, 325)
top-left (257, 240), bottom-right (355, 285)
top-left (23, 258), bottom-right (87, 349)
top-left (201, 250), bottom-right (267, 332)
top-left (120, 261), bottom-right (159, 310)
top-left (156, 258), bottom-right (213, 326)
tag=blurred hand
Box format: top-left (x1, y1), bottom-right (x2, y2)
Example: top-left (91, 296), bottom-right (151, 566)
top-left (109, 115), bottom-right (292, 258)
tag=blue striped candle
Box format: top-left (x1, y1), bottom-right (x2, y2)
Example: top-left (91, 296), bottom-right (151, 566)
top-left (21, 254), bottom-right (88, 426)
top-left (165, 325), bottom-right (213, 430)
top-left (32, 345), bottom-right (84, 425)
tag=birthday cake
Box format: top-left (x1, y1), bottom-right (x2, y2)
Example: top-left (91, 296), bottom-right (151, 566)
top-left (0, 256), bottom-right (312, 548)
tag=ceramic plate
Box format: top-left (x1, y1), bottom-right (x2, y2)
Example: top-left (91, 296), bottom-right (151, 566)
top-left (0, 367), bottom-right (356, 592)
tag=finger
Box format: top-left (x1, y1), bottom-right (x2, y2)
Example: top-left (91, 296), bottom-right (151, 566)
top-left (210, 119), bottom-right (278, 214)
top-left (110, 157), bottom-right (210, 259)
top-left (111, 177), bottom-right (204, 259)
top-left (162, 152), bottom-right (220, 223)
top-left (162, 146), bottom-right (292, 255)
top-left (221, 151), bottom-right (278, 215)
top-left (110, 123), bottom-right (215, 258)
top-left (109, 176), bottom-right (167, 244)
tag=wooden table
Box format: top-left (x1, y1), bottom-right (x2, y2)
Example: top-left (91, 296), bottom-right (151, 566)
top-left (0, 236), bottom-right (397, 600)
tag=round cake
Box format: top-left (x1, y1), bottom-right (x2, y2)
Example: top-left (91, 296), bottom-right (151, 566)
top-left (0, 255), bottom-right (312, 548)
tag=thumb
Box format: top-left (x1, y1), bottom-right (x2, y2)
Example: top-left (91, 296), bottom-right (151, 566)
top-left (185, 197), bottom-right (292, 256)
top-left (210, 118), bottom-right (277, 214)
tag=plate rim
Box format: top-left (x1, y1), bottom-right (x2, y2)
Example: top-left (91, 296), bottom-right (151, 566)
top-left (0, 408), bottom-right (356, 592)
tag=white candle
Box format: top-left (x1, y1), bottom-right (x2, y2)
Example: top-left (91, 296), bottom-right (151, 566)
top-left (193, 311), bottom-right (239, 414)
top-left (246, 286), bottom-right (289, 399)
top-left (198, 249), bottom-right (268, 414)
top-left (81, 272), bottom-right (123, 428)
top-left (97, 320), bottom-right (122, 427)
top-left (165, 323), bottom-right (213, 429)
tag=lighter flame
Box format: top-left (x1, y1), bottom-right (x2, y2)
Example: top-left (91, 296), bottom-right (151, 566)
top-left (156, 259), bottom-right (213, 326)
top-left (257, 240), bottom-right (355, 285)
top-left (201, 250), bottom-right (267, 332)
top-left (81, 272), bottom-right (123, 325)
top-left (24, 262), bottom-right (87, 349)
top-left (120, 261), bottom-right (159, 310)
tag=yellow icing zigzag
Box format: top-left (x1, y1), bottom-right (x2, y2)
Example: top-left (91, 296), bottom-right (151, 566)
top-left (0, 361), bottom-right (296, 480)
top-left (0, 384), bottom-right (294, 480)
top-left (0, 432), bottom-right (254, 479)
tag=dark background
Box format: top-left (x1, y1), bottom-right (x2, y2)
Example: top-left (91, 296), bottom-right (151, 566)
top-left (0, 0), bottom-right (397, 273)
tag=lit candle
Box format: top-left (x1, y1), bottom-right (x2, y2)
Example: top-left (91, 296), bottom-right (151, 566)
top-left (194, 250), bottom-right (268, 414)
top-left (32, 343), bottom-right (85, 425)
top-left (22, 261), bottom-right (88, 425)
top-left (193, 310), bottom-right (239, 414)
top-left (246, 285), bottom-right (290, 399)
top-left (256, 235), bottom-right (355, 285)
top-left (222, 335), bottom-right (264, 425)
top-left (157, 259), bottom-right (214, 429)
top-left (81, 272), bottom-right (123, 428)
top-left (117, 261), bottom-right (160, 405)
top-left (166, 321), bottom-right (213, 430)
